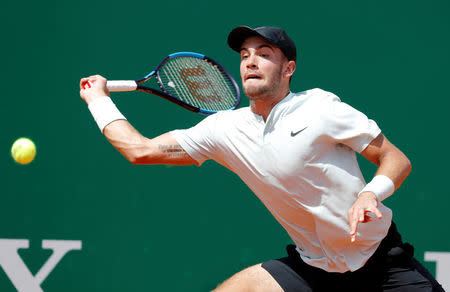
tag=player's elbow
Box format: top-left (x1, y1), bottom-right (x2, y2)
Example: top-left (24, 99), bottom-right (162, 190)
top-left (127, 148), bottom-right (157, 165)
top-left (121, 139), bottom-right (157, 165)
top-left (126, 152), bottom-right (152, 165)
top-left (127, 154), bottom-right (142, 165)
top-left (394, 151), bottom-right (412, 180)
top-left (404, 156), bottom-right (412, 177)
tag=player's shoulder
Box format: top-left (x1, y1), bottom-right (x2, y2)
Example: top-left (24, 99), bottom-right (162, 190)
top-left (300, 88), bottom-right (341, 102)
top-left (200, 107), bottom-right (251, 135)
top-left (286, 88), bottom-right (341, 112)
top-left (213, 107), bottom-right (252, 122)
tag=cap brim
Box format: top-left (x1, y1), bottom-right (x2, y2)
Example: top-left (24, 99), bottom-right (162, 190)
top-left (227, 26), bottom-right (264, 52)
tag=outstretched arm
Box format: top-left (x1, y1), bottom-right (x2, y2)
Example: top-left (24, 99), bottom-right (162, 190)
top-left (80, 75), bottom-right (197, 165)
top-left (348, 133), bottom-right (412, 242)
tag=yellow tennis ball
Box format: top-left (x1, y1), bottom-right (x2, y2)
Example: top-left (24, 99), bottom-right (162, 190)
top-left (11, 138), bottom-right (36, 165)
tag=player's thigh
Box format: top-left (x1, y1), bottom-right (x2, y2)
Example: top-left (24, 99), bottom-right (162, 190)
top-left (382, 265), bottom-right (433, 291)
top-left (212, 263), bottom-right (284, 292)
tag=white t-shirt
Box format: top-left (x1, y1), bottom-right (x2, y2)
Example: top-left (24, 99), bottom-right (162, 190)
top-left (171, 88), bottom-right (392, 273)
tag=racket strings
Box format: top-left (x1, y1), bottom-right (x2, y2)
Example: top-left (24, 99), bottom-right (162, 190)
top-left (164, 64), bottom-right (194, 106)
top-left (158, 57), bottom-right (237, 112)
top-left (161, 58), bottom-right (230, 111)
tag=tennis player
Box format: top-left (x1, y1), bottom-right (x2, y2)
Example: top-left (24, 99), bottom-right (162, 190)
top-left (80, 26), bottom-right (444, 291)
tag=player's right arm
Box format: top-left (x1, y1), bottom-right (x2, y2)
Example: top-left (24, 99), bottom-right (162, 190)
top-left (103, 120), bottom-right (196, 165)
top-left (79, 75), bottom-right (197, 166)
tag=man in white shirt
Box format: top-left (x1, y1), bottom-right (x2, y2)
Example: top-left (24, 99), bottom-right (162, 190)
top-left (80, 26), bottom-right (443, 291)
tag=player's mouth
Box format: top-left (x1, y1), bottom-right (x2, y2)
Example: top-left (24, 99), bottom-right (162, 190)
top-left (245, 73), bottom-right (263, 81)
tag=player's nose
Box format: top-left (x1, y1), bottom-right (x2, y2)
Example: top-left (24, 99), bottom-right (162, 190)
top-left (246, 54), bottom-right (258, 69)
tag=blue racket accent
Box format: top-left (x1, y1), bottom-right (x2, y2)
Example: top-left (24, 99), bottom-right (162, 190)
top-left (143, 70), bottom-right (156, 79)
top-left (198, 108), bottom-right (218, 115)
top-left (169, 52), bottom-right (205, 59)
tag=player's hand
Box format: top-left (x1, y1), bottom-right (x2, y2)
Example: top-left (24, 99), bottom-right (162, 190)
top-left (348, 192), bottom-right (382, 243)
top-left (80, 75), bottom-right (110, 104)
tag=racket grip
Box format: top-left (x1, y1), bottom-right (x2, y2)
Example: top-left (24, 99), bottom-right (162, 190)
top-left (107, 80), bottom-right (138, 92)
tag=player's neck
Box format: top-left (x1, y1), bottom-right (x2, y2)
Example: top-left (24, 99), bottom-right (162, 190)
top-left (250, 88), bottom-right (290, 122)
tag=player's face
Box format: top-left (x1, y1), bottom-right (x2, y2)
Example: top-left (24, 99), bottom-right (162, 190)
top-left (239, 36), bottom-right (287, 100)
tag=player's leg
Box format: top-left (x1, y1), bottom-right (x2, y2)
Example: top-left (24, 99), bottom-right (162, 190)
top-left (410, 258), bottom-right (445, 292)
top-left (212, 263), bottom-right (285, 292)
top-left (381, 254), bottom-right (444, 292)
top-left (375, 223), bottom-right (443, 291)
top-left (361, 223), bottom-right (442, 291)
top-left (213, 245), bottom-right (316, 292)
top-left (381, 259), bottom-right (433, 291)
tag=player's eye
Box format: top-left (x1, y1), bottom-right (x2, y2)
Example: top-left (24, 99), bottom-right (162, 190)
top-left (260, 51), bottom-right (270, 58)
top-left (241, 54), bottom-right (249, 60)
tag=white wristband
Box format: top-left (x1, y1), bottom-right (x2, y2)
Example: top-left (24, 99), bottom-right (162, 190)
top-left (87, 96), bottom-right (127, 133)
top-left (358, 175), bottom-right (395, 202)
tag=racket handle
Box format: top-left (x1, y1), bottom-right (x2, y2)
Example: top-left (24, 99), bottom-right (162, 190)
top-left (107, 80), bottom-right (138, 92)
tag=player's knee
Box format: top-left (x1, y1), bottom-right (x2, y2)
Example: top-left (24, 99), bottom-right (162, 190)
top-left (212, 264), bottom-right (283, 292)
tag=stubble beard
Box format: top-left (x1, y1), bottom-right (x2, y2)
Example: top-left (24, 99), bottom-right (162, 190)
top-left (243, 66), bottom-right (283, 101)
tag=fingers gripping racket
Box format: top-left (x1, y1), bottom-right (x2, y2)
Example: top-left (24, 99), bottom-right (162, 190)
top-left (106, 52), bottom-right (241, 115)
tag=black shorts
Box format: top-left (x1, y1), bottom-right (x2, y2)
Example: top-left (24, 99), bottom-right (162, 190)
top-left (262, 222), bottom-right (445, 292)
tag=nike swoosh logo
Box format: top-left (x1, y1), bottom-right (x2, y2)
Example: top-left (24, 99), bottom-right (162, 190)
top-left (291, 127), bottom-right (308, 137)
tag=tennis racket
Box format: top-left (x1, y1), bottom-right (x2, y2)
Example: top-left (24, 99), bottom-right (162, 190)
top-left (93, 52), bottom-right (241, 115)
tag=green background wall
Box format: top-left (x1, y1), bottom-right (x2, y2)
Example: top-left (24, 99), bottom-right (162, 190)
top-left (2, 0), bottom-right (449, 291)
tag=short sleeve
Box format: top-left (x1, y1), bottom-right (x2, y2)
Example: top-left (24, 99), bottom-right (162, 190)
top-left (321, 93), bottom-right (381, 153)
top-left (170, 113), bottom-right (220, 165)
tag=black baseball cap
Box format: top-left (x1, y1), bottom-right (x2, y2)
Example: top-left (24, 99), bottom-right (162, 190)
top-left (227, 26), bottom-right (297, 61)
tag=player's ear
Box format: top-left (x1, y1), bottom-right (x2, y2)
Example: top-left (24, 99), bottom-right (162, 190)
top-left (284, 61), bottom-right (296, 79)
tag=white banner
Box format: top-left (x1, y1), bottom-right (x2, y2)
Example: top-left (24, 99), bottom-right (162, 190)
top-left (0, 239), bottom-right (82, 292)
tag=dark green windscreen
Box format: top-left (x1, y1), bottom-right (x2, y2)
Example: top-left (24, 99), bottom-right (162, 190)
top-left (1, 0), bottom-right (449, 291)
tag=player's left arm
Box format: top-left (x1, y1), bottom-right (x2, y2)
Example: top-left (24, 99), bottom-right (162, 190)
top-left (348, 133), bottom-right (412, 242)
